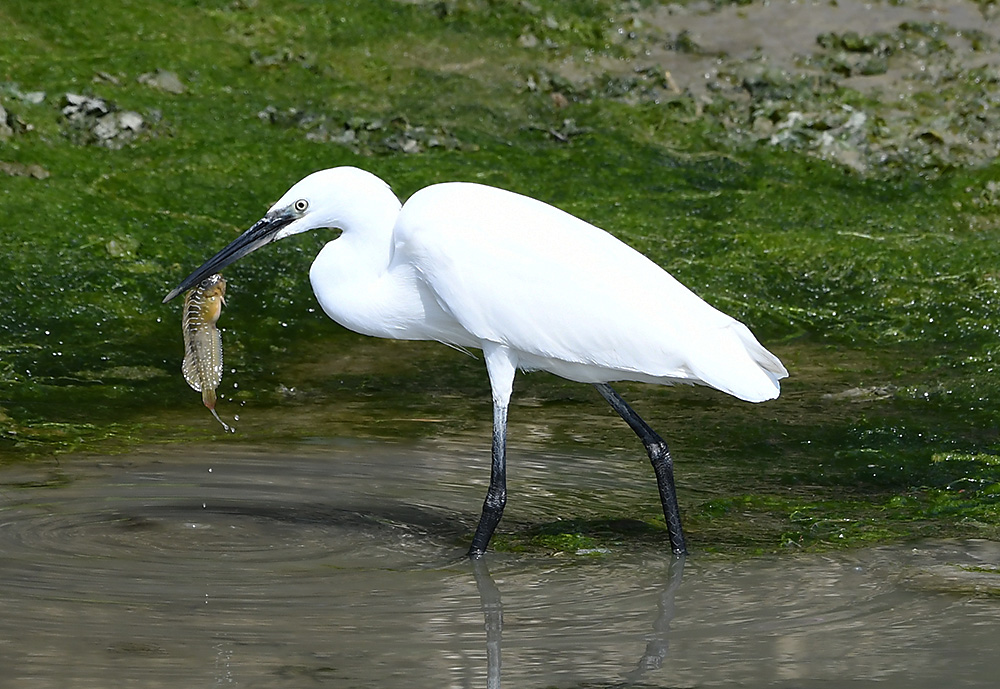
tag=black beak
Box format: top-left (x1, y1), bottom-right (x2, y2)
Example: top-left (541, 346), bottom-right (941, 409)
top-left (162, 209), bottom-right (296, 303)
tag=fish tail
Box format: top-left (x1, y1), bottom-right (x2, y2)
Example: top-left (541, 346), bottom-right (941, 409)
top-left (209, 407), bottom-right (233, 433)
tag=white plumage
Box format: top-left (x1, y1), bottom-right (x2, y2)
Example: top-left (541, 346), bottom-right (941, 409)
top-left (298, 169), bottom-right (786, 401)
top-left (165, 166), bottom-right (788, 556)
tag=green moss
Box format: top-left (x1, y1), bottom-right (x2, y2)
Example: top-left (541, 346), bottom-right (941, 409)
top-left (492, 517), bottom-right (664, 555)
top-left (2, 0), bottom-right (1000, 554)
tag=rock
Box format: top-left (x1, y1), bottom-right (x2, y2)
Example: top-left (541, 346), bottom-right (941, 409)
top-left (0, 98), bottom-right (34, 139)
top-left (118, 111), bottom-right (144, 131)
top-left (518, 33), bottom-right (539, 48)
top-left (137, 69), bottom-right (186, 95)
top-left (0, 101), bottom-right (12, 139)
top-left (92, 116), bottom-right (119, 141)
top-left (5, 87), bottom-right (45, 104)
top-left (0, 161), bottom-right (50, 179)
top-left (257, 106), bottom-right (467, 155)
top-left (62, 93), bottom-right (110, 118)
top-left (92, 111), bottom-right (144, 143)
top-left (60, 93), bottom-right (145, 148)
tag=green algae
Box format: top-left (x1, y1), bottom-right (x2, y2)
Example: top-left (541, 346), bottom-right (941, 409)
top-left (2, 0), bottom-right (1000, 553)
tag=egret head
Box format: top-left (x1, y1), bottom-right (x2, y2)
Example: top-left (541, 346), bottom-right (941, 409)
top-left (163, 167), bottom-right (391, 303)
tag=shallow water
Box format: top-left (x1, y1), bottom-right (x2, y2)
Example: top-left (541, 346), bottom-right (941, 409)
top-left (1, 443), bottom-right (998, 688)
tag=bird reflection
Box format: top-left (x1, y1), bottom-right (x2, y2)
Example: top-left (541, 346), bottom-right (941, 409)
top-left (470, 555), bottom-right (686, 688)
top-left (471, 559), bottom-right (503, 689)
top-left (624, 555), bottom-right (686, 683)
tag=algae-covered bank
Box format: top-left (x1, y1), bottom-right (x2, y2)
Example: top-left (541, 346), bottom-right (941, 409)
top-left (2, 0), bottom-right (1000, 555)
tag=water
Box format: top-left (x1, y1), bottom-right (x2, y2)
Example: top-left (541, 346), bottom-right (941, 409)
top-left (1, 443), bottom-right (998, 688)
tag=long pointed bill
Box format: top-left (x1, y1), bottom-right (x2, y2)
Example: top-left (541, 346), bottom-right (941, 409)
top-left (162, 209), bottom-right (296, 303)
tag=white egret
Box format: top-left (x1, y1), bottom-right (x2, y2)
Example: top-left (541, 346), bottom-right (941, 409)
top-left (164, 166), bottom-right (787, 557)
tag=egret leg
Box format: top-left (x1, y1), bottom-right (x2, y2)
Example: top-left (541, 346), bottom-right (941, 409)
top-left (469, 400), bottom-right (508, 558)
top-left (594, 383), bottom-right (687, 555)
top-left (469, 343), bottom-right (518, 559)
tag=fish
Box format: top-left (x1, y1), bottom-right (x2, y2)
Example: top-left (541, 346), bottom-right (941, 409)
top-left (181, 273), bottom-right (232, 432)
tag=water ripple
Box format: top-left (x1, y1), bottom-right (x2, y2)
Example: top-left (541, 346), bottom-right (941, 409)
top-left (2, 444), bottom-right (999, 688)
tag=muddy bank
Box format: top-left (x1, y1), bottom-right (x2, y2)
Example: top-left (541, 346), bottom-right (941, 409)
top-left (544, 0), bottom-right (1000, 172)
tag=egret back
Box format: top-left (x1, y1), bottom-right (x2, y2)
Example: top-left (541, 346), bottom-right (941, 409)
top-left (394, 183), bottom-right (787, 402)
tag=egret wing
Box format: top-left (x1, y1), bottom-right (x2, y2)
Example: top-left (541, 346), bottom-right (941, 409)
top-left (395, 183), bottom-right (785, 402)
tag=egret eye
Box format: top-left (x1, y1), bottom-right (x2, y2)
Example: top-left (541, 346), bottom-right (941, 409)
top-left (294, 199), bottom-right (309, 213)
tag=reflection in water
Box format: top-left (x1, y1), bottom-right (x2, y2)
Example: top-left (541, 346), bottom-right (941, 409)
top-left (624, 554), bottom-right (685, 683)
top-left (1, 445), bottom-right (1000, 688)
top-left (472, 559), bottom-right (503, 689)
top-left (471, 554), bottom-right (686, 689)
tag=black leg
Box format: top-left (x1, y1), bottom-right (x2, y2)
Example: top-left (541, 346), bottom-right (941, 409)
top-left (594, 383), bottom-right (687, 555)
top-left (469, 401), bottom-right (508, 558)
